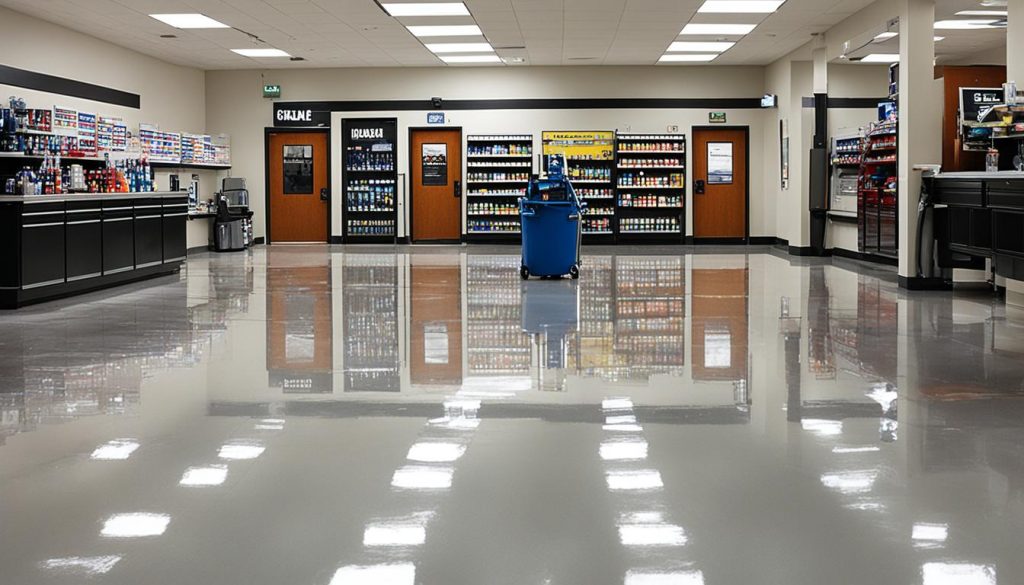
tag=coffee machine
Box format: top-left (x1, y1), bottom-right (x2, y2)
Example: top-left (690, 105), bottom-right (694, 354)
top-left (212, 177), bottom-right (254, 252)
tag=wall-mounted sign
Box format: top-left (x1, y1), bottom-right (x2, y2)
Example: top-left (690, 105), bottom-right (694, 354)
top-left (427, 112), bottom-right (446, 125)
top-left (709, 111), bottom-right (727, 123)
top-left (263, 84), bottom-right (281, 99)
top-left (707, 142), bottom-right (734, 185)
top-left (273, 103), bottom-right (330, 127)
top-left (422, 143), bottom-right (448, 186)
top-left (960, 87), bottom-right (1003, 124)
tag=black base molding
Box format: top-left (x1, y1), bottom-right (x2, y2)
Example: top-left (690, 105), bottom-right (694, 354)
top-left (788, 245), bottom-right (831, 257)
top-left (330, 236), bottom-right (344, 244)
top-left (829, 248), bottom-right (899, 266)
top-left (254, 236), bottom-right (265, 245)
top-left (899, 276), bottom-right (952, 291)
top-left (749, 236), bottom-right (776, 245)
top-left (690, 237), bottom-right (749, 245)
top-left (1, 263), bottom-right (182, 309)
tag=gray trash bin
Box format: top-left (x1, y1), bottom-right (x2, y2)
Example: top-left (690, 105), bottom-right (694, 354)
top-left (214, 220), bottom-right (245, 252)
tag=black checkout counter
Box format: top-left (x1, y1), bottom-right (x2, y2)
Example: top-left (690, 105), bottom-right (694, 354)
top-left (0, 190), bottom-right (188, 308)
top-left (928, 171), bottom-right (1024, 282)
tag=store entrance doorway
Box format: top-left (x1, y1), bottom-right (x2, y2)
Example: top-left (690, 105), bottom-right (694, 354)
top-left (266, 130), bottom-right (329, 243)
top-left (410, 127), bottom-right (463, 242)
top-left (692, 127), bottom-right (748, 240)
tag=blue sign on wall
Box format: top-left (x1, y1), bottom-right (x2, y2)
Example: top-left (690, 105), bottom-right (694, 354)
top-left (427, 112), bottom-right (446, 125)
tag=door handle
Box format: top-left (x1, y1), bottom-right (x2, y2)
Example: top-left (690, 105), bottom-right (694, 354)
top-left (694, 179), bottom-right (706, 195)
top-left (320, 187), bottom-right (329, 201)
top-left (454, 179), bottom-right (462, 198)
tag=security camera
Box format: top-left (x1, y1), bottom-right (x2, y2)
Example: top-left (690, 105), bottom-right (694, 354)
top-left (431, 97), bottom-right (443, 109)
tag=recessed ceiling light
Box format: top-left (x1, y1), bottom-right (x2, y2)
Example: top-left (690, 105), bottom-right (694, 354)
top-left (934, 19), bottom-right (1001, 29)
top-left (667, 41), bottom-right (735, 52)
top-left (406, 25), bottom-right (482, 37)
top-left (440, 54), bottom-right (502, 63)
top-left (382, 3), bottom-right (469, 16)
top-left (680, 23), bottom-right (758, 35)
top-left (232, 48), bottom-right (291, 57)
top-left (425, 42), bottom-right (493, 53)
top-left (149, 13), bottom-right (229, 29)
top-left (698, 0), bottom-right (785, 13)
top-left (659, 54), bottom-right (719, 62)
top-left (956, 10), bottom-right (1008, 16)
top-left (874, 32), bottom-right (898, 40)
top-left (860, 53), bottom-right (900, 63)
top-left (934, 36), bottom-right (945, 41)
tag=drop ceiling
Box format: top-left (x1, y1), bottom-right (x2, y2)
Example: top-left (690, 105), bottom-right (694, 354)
top-left (0, 0), bottom-right (1009, 69)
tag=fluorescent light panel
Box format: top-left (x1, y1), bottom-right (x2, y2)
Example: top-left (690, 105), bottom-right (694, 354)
top-left (956, 10), bottom-right (1007, 16)
top-left (150, 13), bottom-right (228, 28)
top-left (440, 55), bottom-right (502, 63)
top-left (232, 48), bottom-right (291, 57)
top-left (860, 53), bottom-right (900, 63)
top-left (382, 3), bottom-right (469, 16)
top-left (934, 19), bottom-right (1001, 29)
top-left (698, 0), bottom-right (785, 13)
top-left (680, 23), bottom-right (757, 35)
top-left (660, 54), bottom-right (718, 62)
top-left (407, 25), bottom-right (482, 37)
top-left (668, 41), bottom-right (735, 52)
top-left (425, 42), bottom-right (493, 53)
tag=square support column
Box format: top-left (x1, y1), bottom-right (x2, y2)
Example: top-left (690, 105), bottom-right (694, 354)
top-left (897, 0), bottom-right (942, 283)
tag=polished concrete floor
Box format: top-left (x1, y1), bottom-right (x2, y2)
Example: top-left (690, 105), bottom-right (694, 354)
top-left (1, 244), bottom-right (1023, 585)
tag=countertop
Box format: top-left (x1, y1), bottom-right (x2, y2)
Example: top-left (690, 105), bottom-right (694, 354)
top-left (933, 171), bottom-right (1024, 179)
top-left (0, 190), bottom-right (188, 203)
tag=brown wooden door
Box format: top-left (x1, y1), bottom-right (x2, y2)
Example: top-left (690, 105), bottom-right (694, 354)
top-left (411, 128), bottom-right (462, 241)
top-left (693, 128), bottom-right (747, 239)
top-left (410, 261), bottom-right (463, 385)
top-left (268, 131), bottom-right (329, 242)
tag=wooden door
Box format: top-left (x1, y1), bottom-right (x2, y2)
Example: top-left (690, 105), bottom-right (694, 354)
top-left (411, 128), bottom-right (462, 242)
top-left (268, 131), bottom-right (329, 242)
top-left (410, 261), bottom-right (463, 385)
top-left (693, 128), bottom-right (748, 239)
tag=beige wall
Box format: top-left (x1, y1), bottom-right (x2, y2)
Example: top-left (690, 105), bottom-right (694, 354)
top-left (206, 66), bottom-right (771, 240)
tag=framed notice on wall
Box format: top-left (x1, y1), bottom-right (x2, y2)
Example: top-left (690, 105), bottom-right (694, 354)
top-left (422, 143), bottom-right (448, 186)
top-left (707, 142), bottom-right (734, 185)
top-left (780, 119), bottom-right (789, 190)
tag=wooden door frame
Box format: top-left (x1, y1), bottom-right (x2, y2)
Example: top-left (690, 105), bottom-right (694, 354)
top-left (263, 127), bottom-right (332, 245)
top-left (407, 126), bottom-right (464, 244)
top-left (690, 125), bottom-right (751, 244)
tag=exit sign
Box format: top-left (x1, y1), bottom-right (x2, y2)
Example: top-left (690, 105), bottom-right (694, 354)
top-left (263, 84), bottom-right (281, 98)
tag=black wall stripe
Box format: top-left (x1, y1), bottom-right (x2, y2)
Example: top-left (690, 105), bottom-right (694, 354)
top-left (801, 96), bottom-right (890, 109)
top-left (0, 64), bottom-right (140, 109)
top-left (276, 97), bottom-right (764, 113)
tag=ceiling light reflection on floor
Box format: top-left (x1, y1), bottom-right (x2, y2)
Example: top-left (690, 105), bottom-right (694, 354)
top-left (832, 446), bottom-right (881, 454)
top-left (912, 523), bottom-right (949, 547)
top-left (600, 440), bottom-right (649, 461)
top-left (40, 556), bottom-right (122, 575)
top-left (100, 513), bottom-right (171, 538)
top-left (602, 398), bottom-right (634, 411)
top-left (922, 562), bottom-right (996, 585)
top-left (180, 465), bottom-right (228, 487)
top-left (618, 523), bottom-right (688, 546)
top-left (606, 470), bottom-right (664, 491)
top-left (90, 439), bottom-right (139, 460)
top-left (604, 424), bottom-right (645, 432)
top-left (363, 523), bottom-right (428, 547)
top-left (329, 563), bottom-right (416, 585)
top-left (820, 470), bottom-right (878, 494)
top-left (391, 466), bottom-right (454, 490)
top-left (407, 442), bottom-right (466, 463)
top-left (625, 569), bottom-right (705, 585)
top-left (218, 441), bottom-right (265, 460)
top-left (801, 419), bottom-right (843, 436)
top-left (606, 415), bottom-right (637, 425)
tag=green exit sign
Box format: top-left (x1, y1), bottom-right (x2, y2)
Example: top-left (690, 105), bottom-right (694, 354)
top-left (263, 84), bottom-right (281, 98)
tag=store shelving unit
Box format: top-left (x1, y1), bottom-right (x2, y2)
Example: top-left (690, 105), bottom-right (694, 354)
top-left (858, 86), bottom-right (898, 261)
top-left (830, 133), bottom-right (864, 217)
top-left (343, 256), bottom-right (400, 391)
top-left (542, 131), bottom-right (616, 243)
top-left (466, 255), bottom-right (531, 375)
top-left (465, 134), bottom-right (533, 243)
top-left (615, 134), bottom-right (686, 243)
top-left (342, 118), bottom-right (398, 243)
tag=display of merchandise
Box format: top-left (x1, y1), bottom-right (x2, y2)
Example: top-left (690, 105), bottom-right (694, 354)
top-left (858, 113), bottom-right (899, 258)
top-left (567, 166), bottom-right (611, 182)
top-left (615, 134), bottom-right (686, 241)
top-left (52, 106), bottom-right (77, 135)
top-left (543, 131), bottom-right (615, 241)
top-left (18, 108), bottom-right (52, 133)
top-left (4, 153), bottom-right (153, 195)
top-left (346, 179), bottom-right (395, 212)
top-left (468, 219), bottom-right (520, 233)
top-left (587, 206), bottom-right (615, 216)
top-left (618, 194), bottom-right (681, 208)
top-left (465, 134), bottom-right (533, 240)
top-left (76, 112), bottom-right (97, 156)
top-left (468, 202), bottom-right (518, 216)
top-left (343, 119), bottom-right (398, 242)
top-left (343, 259), bottom-right (400, 391)
top-left (583, 217), bottom-right (612, 234)
top-left (138, 125), bottom-right (182, 163)
top-left (97, 116), bottom-right (128, 152)
top-left (831, 134), bottom-right (865, 166)
top-left (576, 187), bottom-right (614, 199)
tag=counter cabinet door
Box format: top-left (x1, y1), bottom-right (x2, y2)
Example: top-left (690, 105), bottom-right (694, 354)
top-left (21, 219), bottom-right (66, 289)
top-left (134, 211), bottom-right (164, 268)
top-left (162, 210), bottom-right (188, 262)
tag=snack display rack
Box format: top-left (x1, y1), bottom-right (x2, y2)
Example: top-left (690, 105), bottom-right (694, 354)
top-left (615, 134), bottom-right (686, 243)
top-left (342, 118), bottom-right (398, 243)
top-left (465, 134), bottom-right (533, 242)
top-left (542, 131), bottom-right (616, 243)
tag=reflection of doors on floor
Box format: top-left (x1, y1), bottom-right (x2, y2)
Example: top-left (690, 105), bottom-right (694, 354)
top-left (267, 130), bottom-right (329, 243)
top-left (692, 127), bottom-right (748, 239)
top-left (410, 128), bottom-right (462, 242)
top-left (266, 248), bottom-right (333, 392)
top-left (691, 268), bottom-right (749, 381)
top-left (410, 262), bottom-right (463, 385)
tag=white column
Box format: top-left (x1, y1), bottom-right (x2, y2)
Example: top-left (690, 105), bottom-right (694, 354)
top-left (897, 0), bottom-right (941, 280)
top-left (812, 39), bottom-right (828, 96)
top-left (1007, 0), bottom-right (1024, 306)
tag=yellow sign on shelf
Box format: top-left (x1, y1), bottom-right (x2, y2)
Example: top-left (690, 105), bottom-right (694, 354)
top-left (542, 130), bottom-right (615, 161)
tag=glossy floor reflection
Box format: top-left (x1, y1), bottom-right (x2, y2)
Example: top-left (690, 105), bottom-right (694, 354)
top-left (2, 244), bottom-right (1024, 585)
